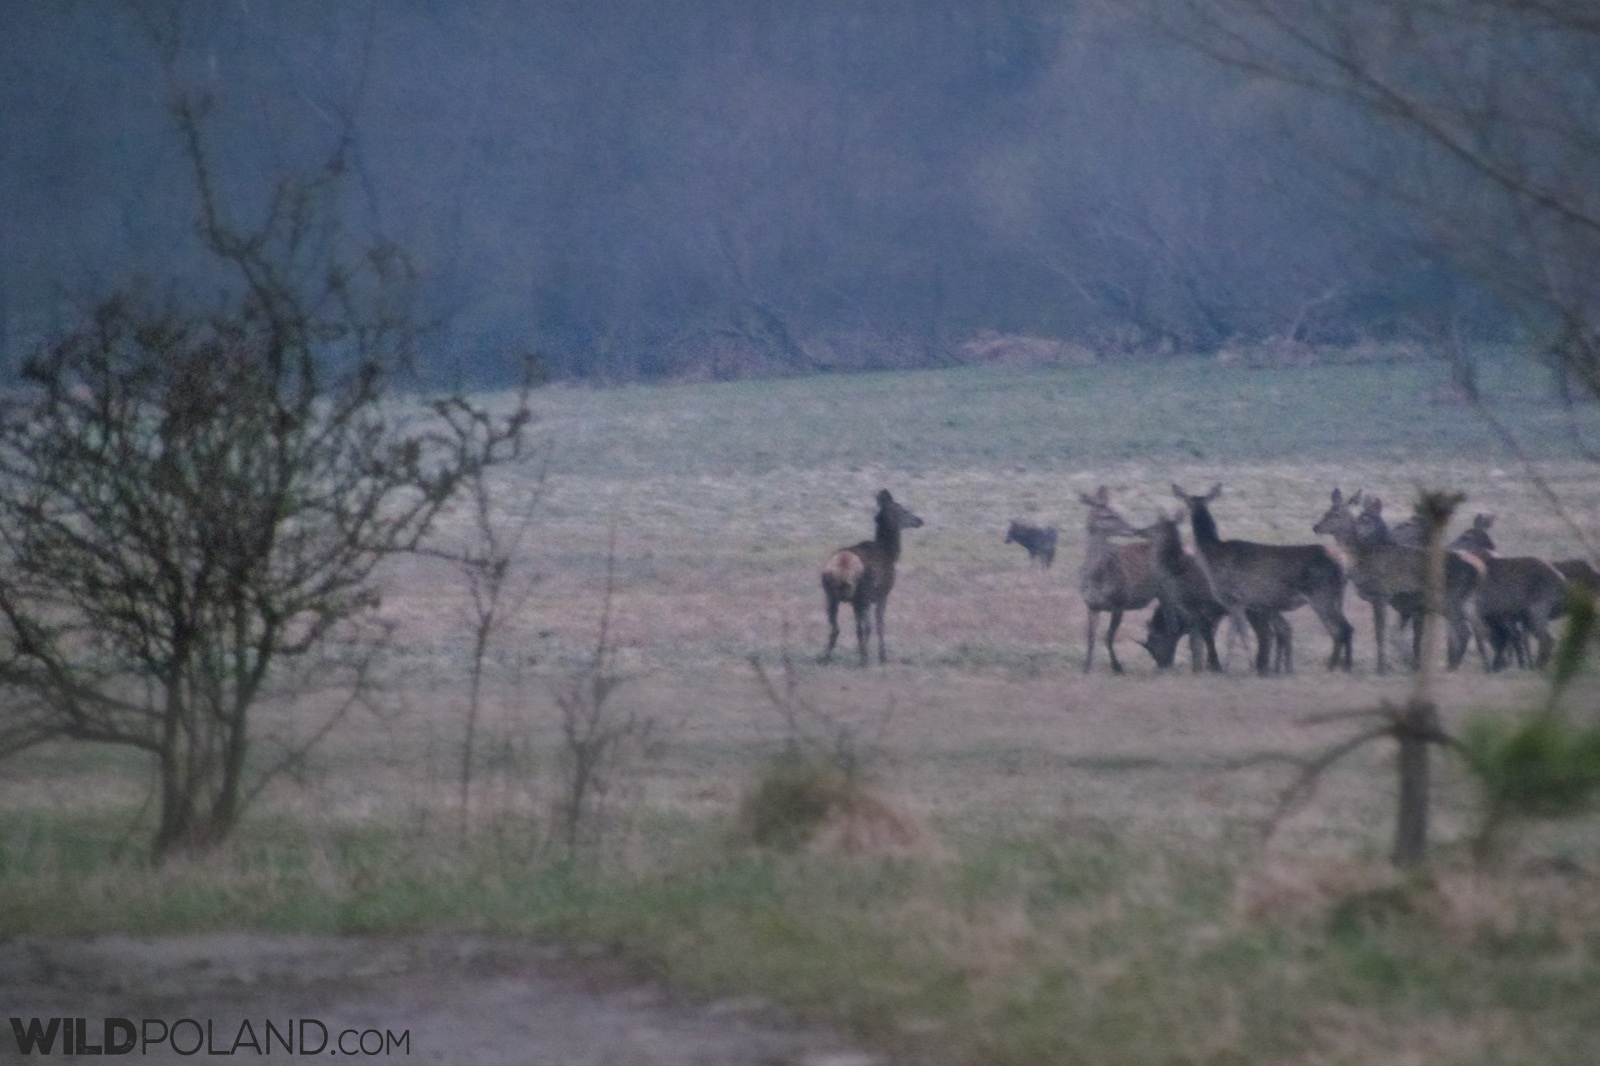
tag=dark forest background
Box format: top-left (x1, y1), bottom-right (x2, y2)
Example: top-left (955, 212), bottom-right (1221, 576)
top-left (0, 1), bottom-right (1518, 384)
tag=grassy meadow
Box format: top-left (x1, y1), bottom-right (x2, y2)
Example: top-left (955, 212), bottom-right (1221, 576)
top-left (4, 350), bottom-right (1600, 1064)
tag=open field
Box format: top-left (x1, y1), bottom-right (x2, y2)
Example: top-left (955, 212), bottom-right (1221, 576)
top-left (3, 354), bottom-right (1599, 1064)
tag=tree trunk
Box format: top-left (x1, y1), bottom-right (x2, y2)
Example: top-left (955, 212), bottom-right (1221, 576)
top-left (152, 721), bottom-right (244, 863)
top-left (1392, 697), bottom-right (1437, 867)
top-left (1390, 490), bottom-right (1461, 868)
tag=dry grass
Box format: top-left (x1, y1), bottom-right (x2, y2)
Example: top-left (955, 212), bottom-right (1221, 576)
top-left (6, 357), bottom-right (1600, 1064)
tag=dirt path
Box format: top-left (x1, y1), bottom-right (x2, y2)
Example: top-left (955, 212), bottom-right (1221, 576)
top-left (0, 935), bottom-right (881, 1065)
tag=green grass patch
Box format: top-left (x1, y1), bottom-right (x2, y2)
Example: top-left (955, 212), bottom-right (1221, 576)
top-left (4, 811), bottom-right (1599, 1064)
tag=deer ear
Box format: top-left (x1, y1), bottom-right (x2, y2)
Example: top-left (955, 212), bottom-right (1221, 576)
top-left (1205, 483), bottom-right (1222, 501)
top-left (1331, 487), bottom-right (1343, 505)
top-left (1171, 484), bottom-right (1187, 502)
top-left (1348, 490), bottom-right (1363, 507)
top-left (1095, 485), bottom-right (1109, 503)
top-left (1477, 513), bottom-right (1495, 529)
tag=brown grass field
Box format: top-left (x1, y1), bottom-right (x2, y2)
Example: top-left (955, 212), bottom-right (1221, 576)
top-left (4, 355), bottom-right (1599, 1064)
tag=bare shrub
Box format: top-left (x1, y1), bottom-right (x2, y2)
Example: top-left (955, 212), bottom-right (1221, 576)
top-left (550, 537), bottom-right (653, 856)
top-left (742, 646), bottom-right (938, 858)
top-left (0, 97), bottom-right (532, 862)
top-left (426, 380), bottom-right (549, 839)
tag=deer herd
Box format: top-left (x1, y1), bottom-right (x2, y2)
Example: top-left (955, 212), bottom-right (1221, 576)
top-left (821, 485), bottom-right (1599, 673)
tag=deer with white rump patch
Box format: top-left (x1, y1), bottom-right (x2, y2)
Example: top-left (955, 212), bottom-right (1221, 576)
top-left (1447, 513), bottom-right (1570, 671)
top-left (821, 490), bottom-right (924, 666)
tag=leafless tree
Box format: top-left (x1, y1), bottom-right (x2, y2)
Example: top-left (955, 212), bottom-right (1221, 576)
top-left (1159, 0), bottom-right (1600, 400)
top-left (0, 95), bottom-right (532, 861)
top-left (550, 532), bottom-right (652, 856)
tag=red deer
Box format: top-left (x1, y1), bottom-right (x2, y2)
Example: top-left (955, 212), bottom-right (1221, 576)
top-left (1353, 495), bottom-right (1487, 668)
top-left (1312, 489), bottom-right (1479, 672)
top-left (1385, 513), bottom-right (1427, 548)
top-left (1004, 520), bottom-right (1058, 568)
top-left (1077, 487), bottom-right (1159, 674)
top-left (1446, 514), bottom-right (1570, 670)
top-left (821, 490), bottom-right (924, 666)
top-left (1173, 483), bottom-right (1354, 674)
top-left (1139, 511), bottom-right (1291, 673)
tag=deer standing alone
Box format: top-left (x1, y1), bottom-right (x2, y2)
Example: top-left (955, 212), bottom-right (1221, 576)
top-left (1312, 489), bottom-right (1480, 672)
top-left (1077, 487), bottom-right (1159, 674)
top-left (821, 490), bottom-right (924, 666)
top-left (1173, 483), bottom-right (1354, 674)
top-left (1005, 521), bottom-right (1058, 567)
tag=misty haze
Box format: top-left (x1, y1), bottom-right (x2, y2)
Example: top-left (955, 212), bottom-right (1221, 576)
top-left (0, 2), bottom-right (1510, 382)
top-left (3, 4), bottom-right (1599, 1065)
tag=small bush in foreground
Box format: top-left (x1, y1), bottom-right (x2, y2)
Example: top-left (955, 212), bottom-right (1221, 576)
top-left (738, 753), bottom-right (850, 852)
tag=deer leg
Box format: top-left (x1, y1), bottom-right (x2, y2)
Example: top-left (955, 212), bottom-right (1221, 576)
top-left (1234, 608), bottom-right (1271, 676)
top-left (874, 599), bottom-right (888, 665)
top-left (1466, 612), bottom-right (1494, 671)
top-left (824, 598), bottom-right (842, 663)
top-left (1182, 608), bottom-right (1219, 673)
top-left (1479, 614), bottom-right (1519, 671)
top-left (1443, 603), bottom-right (1471, 670)
top-left (1489, 612), bottom-right (1529, 668)
top-left (1199, 616), bottom-right (1222, 673)
top-left (1371, 599), bottom-right (1388, 675)
top-left (1243, 611), bottom-right (1266, 676)
top-left (1084, 610), bottom-right (1100, 673)
top-left (1243, 610), bottom-right (1269, 675)
top-left (1312, 597), bottom-right (1353, 671)
top-left (1485, 616), bottom-right (1512, 669)
top-left (1275, 614), bottom-right (1294, 673)
top-left (1221, 612), bottom-right (1248, 672)
top-left (1106, 609), bottom-right (1125, 674)
top-left (853, 602), bottom-right (871, 667)
top-left (1526, 616), bottom-right (1552, 669)
top-left (1403, 611), bottom-right (1422, 668)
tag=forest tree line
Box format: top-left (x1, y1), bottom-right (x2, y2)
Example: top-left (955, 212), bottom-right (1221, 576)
top-left (0, 0), bottom-right (1581, 385)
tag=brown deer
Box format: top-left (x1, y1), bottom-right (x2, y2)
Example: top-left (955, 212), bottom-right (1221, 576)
top-left (1352, 495), bottom-right (1488, 668)
top-left (1385, 512), bottom-right (1427, 548)
top-left (1077, 487), bottom-right (1159, 674)
top-left (821, 490), bottom-right (924, 666)
top-left (1445, 513), bottom-right (1570, 671)
top-left (1312, 489), bottom-right (1479, 672)
top-left (1139, 511), bottom-right (1291, 673)
top-left (1004, 520), bottom-right (1058, 567)
top-left (1173, 483), bottom-right (1354, 674)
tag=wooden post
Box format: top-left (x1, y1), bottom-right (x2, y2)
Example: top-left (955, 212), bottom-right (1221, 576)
top-left (1392, 490), bottom-right (1462, 868)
